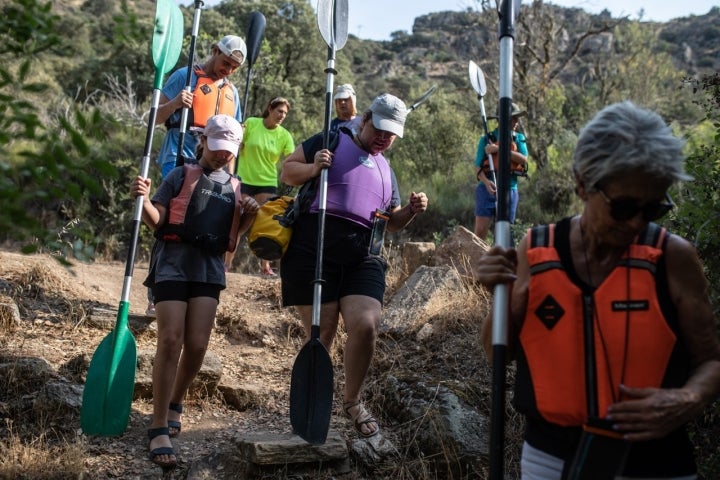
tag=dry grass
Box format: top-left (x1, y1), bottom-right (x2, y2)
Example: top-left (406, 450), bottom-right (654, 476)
top-left (0, 426), bottom-right (85, 480)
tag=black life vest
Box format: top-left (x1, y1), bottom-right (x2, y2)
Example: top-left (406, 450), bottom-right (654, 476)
top-left (156, 164), bottom-right (243, 253)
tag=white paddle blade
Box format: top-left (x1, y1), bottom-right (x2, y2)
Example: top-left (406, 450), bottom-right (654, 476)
top-left (317, 0), bottom-right (349, 50)
top-left (514, 0), bottom-right (522, 21)
top-left (468, 60), bottom-right (487, 97)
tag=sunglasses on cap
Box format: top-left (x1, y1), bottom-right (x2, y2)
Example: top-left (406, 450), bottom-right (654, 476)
top-left (595, 186), bottom-right (674, 222)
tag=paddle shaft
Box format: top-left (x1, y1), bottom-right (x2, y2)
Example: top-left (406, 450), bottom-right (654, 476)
top-left (478, 94), bottom-right (497, 185)
top-left (176, 0), bottom-right (204, 167)
top-left (312, 43), bottom-right (338, 331)
top-left (407, 85), bottom-right (437, 112)
top-left (489, 0), bottom-right (520, 478)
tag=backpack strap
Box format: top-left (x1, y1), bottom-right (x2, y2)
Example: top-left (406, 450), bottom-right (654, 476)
top-left (291, 127), bottom-right (350, 218)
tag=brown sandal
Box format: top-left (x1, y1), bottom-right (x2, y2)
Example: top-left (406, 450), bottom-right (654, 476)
top-left (343, 400), bottom-right (380, 438)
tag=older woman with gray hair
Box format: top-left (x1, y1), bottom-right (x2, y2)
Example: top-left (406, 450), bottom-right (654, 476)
top-left (472, 101), bottom-right (720, 479)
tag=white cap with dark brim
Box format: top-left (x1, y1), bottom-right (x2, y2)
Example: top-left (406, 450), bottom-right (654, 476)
top-left (216, 35), bottom-right (247, 65)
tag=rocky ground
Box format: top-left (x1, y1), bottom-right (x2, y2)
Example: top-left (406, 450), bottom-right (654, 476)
top-left (0, 247), bottom-right (501, 479)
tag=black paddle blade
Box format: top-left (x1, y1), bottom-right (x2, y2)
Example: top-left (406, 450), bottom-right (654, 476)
top-left (289, 338), bottom-right (334, 445)
top-left (245, 11), bottom-right (266, 67)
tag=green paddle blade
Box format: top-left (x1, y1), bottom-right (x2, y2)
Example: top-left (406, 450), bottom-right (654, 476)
top-left (81, 302), bottom-right (137, 436)
top-left (289, 337), bottom-right (334, 445)
top-left (152, 0), bottom-right (184, 89)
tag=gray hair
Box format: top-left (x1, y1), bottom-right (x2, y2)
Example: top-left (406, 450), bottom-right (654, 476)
top-left (572, 101), bottom-right (691, 189)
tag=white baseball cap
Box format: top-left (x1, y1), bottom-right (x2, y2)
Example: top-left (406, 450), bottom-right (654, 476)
top-left (216, 35), bottom-right (247, 65)
top-left (369, 93), bottom-right (408, 138)
top-left (334, 84), bottom-right (356, 101)
top-left (203, 114), bottom-right (243, 156)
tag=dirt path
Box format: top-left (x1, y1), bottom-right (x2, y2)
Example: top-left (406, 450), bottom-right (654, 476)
top-left (0, 250), bottom-right (357, 479)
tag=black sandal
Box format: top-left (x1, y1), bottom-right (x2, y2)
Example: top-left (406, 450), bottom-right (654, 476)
top-left (148, 427), bottom-right (177, 470)
top-left (168, 402), bottom-right (183, 437)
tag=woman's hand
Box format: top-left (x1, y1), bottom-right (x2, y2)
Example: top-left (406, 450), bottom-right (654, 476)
top-left (470, 245), bottom-right (518, 288)
top-left (607, 385), bottom-right (705, 441)
top-left (483, 178), bottom-right (497, 195)
top-left (240, 194), bottom-right (260, 215)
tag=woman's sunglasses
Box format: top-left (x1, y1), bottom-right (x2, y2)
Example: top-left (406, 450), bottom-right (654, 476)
top-left (596, 187), bottom-right (674, 222)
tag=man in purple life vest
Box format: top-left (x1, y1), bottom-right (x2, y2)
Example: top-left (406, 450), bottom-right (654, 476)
top-left (279, 93), bottom-right (429, 439)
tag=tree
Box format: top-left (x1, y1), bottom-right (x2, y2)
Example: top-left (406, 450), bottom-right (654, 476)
top-left (0, 0), bottom-right (115, 260)
top-left (513, 1), bottom-right (620, 170)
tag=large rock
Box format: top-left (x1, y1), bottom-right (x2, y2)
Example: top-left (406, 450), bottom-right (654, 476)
top-left (381, 265), bottom-right (463, 334)
top-left (382, 375), bottom-right (490, 476)
top-left (432, 226), bottom-right (489, 281)
top-left (231, 430), bottom-right (349, 476)
top-left (400, 241), bottom-right (435, 279)
top-left (0, 299), bottom-right (21, 328)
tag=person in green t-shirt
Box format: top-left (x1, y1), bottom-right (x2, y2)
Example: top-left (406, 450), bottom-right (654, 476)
top-left (230, 97), bottom-right (295, 276)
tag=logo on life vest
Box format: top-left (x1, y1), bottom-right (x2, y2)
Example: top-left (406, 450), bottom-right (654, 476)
top-left (201, 188), bottom-right (233, 203)
top-left (200, 84), bottom-right (212, 95)
top-left (535, 294), bottom-right (565, 330)
top-left (611, 300), bottom-right (649, 311)
top-left (357, 156), bottom-right (375, 168)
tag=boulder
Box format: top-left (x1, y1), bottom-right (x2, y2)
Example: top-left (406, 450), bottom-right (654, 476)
top-left (382, 265), bottom-right (463, 334)
top-left (401, 241), bottom-right (435, 278)
top-left (432, 226), bottom-right (489, 281)
top-left (381, 375), bottom-right (490, 476)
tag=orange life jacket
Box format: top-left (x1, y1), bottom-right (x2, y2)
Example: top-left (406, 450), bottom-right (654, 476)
top-left (156, 164), bottom-right (243, 253)
top-left (515, 221), bottom-right (685, 427)
top-left (165, 66), bottom-right (237, 130)
top-left (481, 137), bottom-right (528, 177)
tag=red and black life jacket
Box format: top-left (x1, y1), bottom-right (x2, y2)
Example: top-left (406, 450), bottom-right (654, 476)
top-left (156, 164), bottom-right (243, 253)
top-left (165, 66), bottom-right (237, 130)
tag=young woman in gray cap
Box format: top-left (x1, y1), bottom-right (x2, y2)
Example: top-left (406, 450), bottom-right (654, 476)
top-left (279, 93), bottom-right (429, 438)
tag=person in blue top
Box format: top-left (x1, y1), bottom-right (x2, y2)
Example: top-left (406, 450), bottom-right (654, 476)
top-left (473, 102), bottom-right (529, 240)
top-left (146, 35), bottom-right (246, 317)
top-left (154, 35), bottom-right (246, 179)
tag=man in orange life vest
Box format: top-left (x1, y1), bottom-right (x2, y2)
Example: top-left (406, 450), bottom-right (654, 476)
top-left (472, 102), bottom-right (720, 479)
top-left (146, 35), bottom-right (246, 318)
top-left (154, 35), bottom-right (246, 179)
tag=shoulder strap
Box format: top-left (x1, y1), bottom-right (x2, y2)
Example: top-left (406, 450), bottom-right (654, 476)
top-left (529, 224), bottom-right (555, 249)
top-left (635, 222), bottom-right (666, 249)
top-left (292, 128), bottom-right (347, 212)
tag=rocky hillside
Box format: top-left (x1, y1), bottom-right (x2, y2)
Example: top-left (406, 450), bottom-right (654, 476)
top-left (0, 230), bottom-right (512, 479)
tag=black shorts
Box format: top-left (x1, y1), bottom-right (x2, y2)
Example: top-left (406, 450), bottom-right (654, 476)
top-left (280, 214), bottom-right (387, 306)
top-left (152, 281), bottom-right (222, 303)
top-left (241, 183), bottom-right (277, 197)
